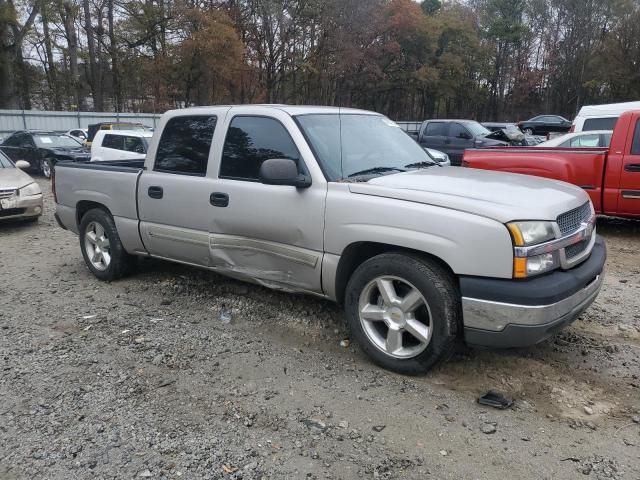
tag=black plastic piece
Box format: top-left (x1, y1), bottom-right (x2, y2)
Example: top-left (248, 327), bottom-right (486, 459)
top-left (459, 237), bottom-right (606, 306)
top-left (477, 390), bottom-right (513, 409)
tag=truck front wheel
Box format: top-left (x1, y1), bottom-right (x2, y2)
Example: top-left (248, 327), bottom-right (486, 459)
top-left (344, 253), bottom-right (460, 374)
top-left (79, 208), bottom-right (134, 281)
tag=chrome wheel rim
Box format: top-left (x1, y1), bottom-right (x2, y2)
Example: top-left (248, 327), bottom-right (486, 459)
top-left (42, 160), bottom-right (51, 178)
top-left (84, 221), bottom-right (111, 271)
top-left (358, 276), bottom-right (433, 359)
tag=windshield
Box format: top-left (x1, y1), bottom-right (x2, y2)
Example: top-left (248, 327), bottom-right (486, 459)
top-left (34, 134), bottom-right (82, 148)
top-left (465, 121), bottom-right (491, 137)
top-left (296, 114), bottom-right (432, 180)
top-left (0, 152), bottom-right (14, 168)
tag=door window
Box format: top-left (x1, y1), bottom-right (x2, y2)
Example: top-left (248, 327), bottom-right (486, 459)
top-left (123, 136), bottom-right (145, 153)
top-left (631, 120), bottom-right (640, 155)
top-left (450, 123), bottom-right (471, 139)
top-left (568, 134), bottom-right (600, 147)
top-left (154, 115), bottom-right (217, 175)
top-left (102, 134), bottom-right (124, 150)
top-left (424, 122), bottom-right (447, 136)
top-left (220, 116), bottom-right (301, 181)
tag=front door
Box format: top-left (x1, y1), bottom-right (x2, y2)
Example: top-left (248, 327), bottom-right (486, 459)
top-left (207, 111), bottom-right (326, 293)
top-left (618, 118), bottom-right (640, 216)
top-left (447, 122), bottom-right (474, 165)
top-left (138, 114), bottom-right (224, 265)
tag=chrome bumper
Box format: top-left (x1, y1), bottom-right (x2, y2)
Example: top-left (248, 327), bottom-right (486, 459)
top-left (462, 272), bottom-right (603, 332)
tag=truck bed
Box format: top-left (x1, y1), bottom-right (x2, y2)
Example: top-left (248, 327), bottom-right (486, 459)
top-left (54, 159), bottom-right (145, 252)
top-left (462, 147), bottom-right (608, 213)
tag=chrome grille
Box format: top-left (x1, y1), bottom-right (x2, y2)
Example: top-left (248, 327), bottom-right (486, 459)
top-left (565, 239), bottom-right (589, 259)
top-left (557, 202), bottom-right (591, 235)
top-left (0, 188), bottom-right (17, 200)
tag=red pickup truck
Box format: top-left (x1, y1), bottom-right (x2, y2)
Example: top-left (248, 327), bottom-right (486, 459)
top-left (463, 110), bottom-right (640, 218)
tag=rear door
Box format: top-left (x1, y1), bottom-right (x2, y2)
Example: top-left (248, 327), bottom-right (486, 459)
top-left (206, 108), bottom-right (326, 293)
top-left (138, 114), bottom-right (222, 265)
top-left (618, 118), bottom-right (640, 216)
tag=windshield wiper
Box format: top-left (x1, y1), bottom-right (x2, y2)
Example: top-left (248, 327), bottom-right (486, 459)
top-left (347, 167), bottom-right (406, 178)
top-left (405, 161), bottom-right (440, 169)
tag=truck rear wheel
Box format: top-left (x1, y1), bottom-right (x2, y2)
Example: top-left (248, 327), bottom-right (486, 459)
top-left (79, 208), bottom-right (134, 281)
top-left (344, 253), bottom-right (460, 374)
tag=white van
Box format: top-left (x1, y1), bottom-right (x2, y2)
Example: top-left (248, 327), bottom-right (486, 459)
top-left (572, 101), bottom-right (640, 132)
top-left (91, 130), bottom-right (154, 162)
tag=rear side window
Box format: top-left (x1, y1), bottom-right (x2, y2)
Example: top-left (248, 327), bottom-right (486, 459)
top-left (568, 134), bottom-right (600, 147)
top-left (220, 116), bottom-right (301, 181)
top-left (631, 120), bottom-right (640, 155)
top-left (102, 134), bottom-right (123, 150)
top-left (583, 117), bottom-right (617, 131)
top-left (154, 116), bottom-right (217, 175)
top-left (124, 136), bottom-right (145, 153)
top-left (425, 122), bottom-right (447, 136)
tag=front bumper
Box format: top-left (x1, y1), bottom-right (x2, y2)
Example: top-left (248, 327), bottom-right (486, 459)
top-left (0, 193), bottom-right (43, 220)
top-left (461, 236), bottom-right (606, 348)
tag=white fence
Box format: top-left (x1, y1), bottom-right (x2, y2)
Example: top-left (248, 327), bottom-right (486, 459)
top-left (0, 109), bottom-right (162, 136)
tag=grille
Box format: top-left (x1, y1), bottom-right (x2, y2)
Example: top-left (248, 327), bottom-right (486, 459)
top-left (557, 202), bottom-right (591, 235)
top-left (0, 208), bottom-right (26, 217)
top-left (565, 239), bottom-right (589, 259)
top-left (0, 188), bottom-right (17, 200)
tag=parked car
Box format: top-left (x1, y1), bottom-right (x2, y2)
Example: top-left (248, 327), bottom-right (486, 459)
top-left (517, 115), bottom-right (572, 136)
top-left (91, 130), bottom-right (153, 162)
top-left (462, 110), bottom-right (640, 219)
top-left (536, 130), bottom-right (613, 148)
top-left (572, 101), bottom-right (640, 132)
top-left (482, 122), bottom-right (526, 144)
top-left (416, 120), bottom-right (509, 165)
top-left (0, 151), bottom-right (43, 222)
top-left (86, 122), bottom-right (152, 146)
top-left (66, 128), bottom-right (88, 141)
top-left (0, 130), bottom-right (90, 178)
top-left (54, 105), bottom-right (604, 374)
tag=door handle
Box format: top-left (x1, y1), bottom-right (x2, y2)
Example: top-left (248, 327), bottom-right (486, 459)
top-left (210, 192), bottom-right (229, 207)
top-left (624, 163), bottom-right (640, 172)
top-left (148, 186), bottom-right (163, 199)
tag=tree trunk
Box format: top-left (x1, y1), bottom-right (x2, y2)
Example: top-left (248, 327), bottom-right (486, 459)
top-left (62, 1), bottom-right (84, 110)
top-left (107, 0), bottom-right (121, 111)
top-left (83, 0), bottom-right (103, 110)
top-left (41, 0), bottom-right (62, 109)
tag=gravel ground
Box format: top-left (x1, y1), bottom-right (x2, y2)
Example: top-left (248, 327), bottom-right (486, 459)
top-left (1, 178), bottom-right (639, 480)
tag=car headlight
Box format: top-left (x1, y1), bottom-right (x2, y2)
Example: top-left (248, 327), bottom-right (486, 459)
top-left (19, 182), bottom-right (42, 196)
top-left (507, 221), bottom-right (558, 278)
top-left (507, 221), bottom-right (555, 246)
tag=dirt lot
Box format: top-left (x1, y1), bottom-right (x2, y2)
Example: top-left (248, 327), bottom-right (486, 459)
top-left (1, 178), bottom-right (639, 480)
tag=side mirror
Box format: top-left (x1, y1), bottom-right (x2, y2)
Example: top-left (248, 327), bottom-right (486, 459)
top-left (459, 132), bottom-right (472, 140)
top-left (15, 160), bottom-right (30, 169)
top-left (259, 158), bottom-right (311, 188)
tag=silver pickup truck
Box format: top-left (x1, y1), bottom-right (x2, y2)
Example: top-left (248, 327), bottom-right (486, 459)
top-left (54, 105), bottom-right (606, 374)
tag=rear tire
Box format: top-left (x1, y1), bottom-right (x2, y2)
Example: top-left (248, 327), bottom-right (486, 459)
top-left (79, 208), bottom-right (134, 281)
top-left (344, 252), bottom-right (460, 374)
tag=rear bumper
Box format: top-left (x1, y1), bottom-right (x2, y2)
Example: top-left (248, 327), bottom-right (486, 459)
top-left (461, 236), bottom-right (606, 348)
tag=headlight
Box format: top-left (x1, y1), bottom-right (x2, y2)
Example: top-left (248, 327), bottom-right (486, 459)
top-left (507, 221), bottom-right (555, 246)
top-left (513, 252), bottom-right (560, 278)
top-left (507, 221), bottom-right (558, 278)
top-left (19, 182), bottom-right (41, 196)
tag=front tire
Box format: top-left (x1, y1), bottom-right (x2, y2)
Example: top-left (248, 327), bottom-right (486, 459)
top-left (41, 158), bottom-right (53, 179)
top-left (79, 208), bottom-right (134, 281)
top-left (344, 253), bottom-right (460, 374)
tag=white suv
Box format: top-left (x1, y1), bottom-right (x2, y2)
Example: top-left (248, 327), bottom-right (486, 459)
top-left (91, 130), bottom-right (153, 162)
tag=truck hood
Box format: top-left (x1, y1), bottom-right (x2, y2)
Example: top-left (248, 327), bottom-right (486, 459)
top-left (348, 167), bottom-right (589, 223)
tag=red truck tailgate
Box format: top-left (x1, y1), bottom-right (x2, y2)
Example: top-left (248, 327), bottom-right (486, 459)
top-left (463, 147), bottom-right (608, 212)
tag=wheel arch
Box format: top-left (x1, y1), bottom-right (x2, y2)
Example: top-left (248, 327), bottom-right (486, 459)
top-left (76, 200), bottom-right (112, 228)
top-left (332, 241), bottom-right (457, 306)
